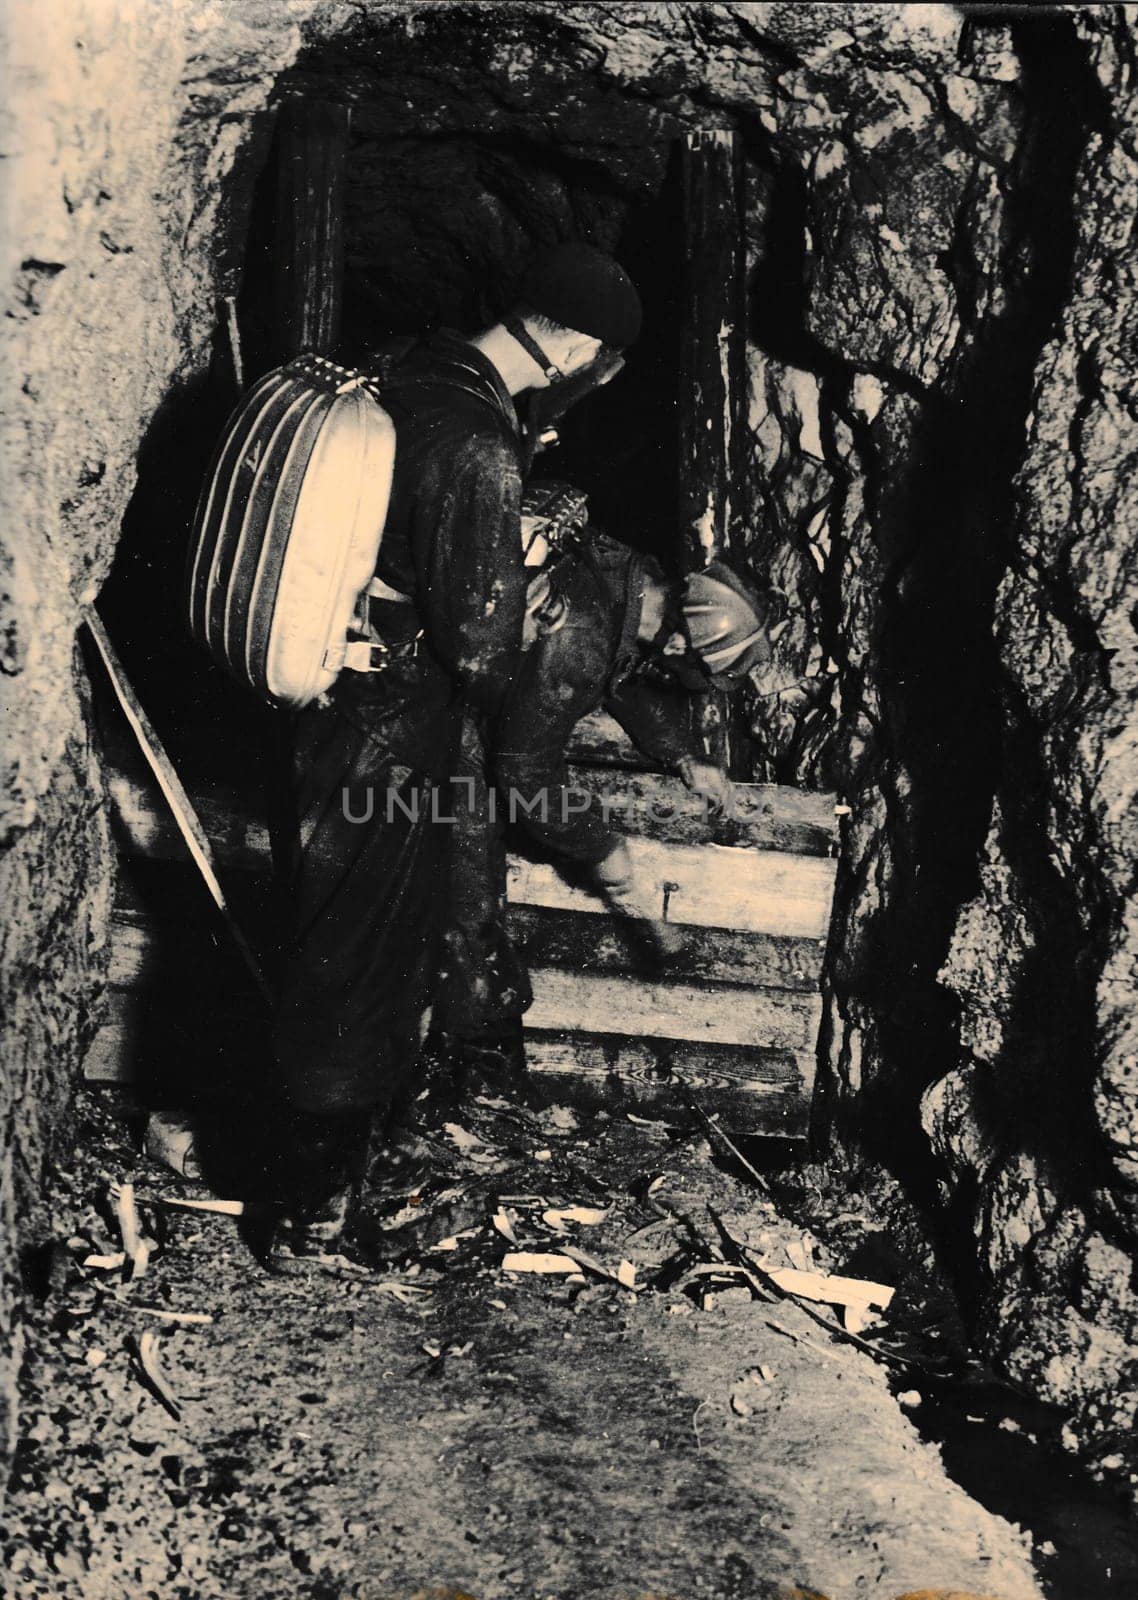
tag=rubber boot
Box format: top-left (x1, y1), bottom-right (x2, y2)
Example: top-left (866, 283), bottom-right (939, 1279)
top-left (267, 1106), bottom-right (372, 1273)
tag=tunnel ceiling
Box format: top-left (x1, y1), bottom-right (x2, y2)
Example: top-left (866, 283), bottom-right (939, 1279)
top-left (280, 3), bottom-right (746, 336)
top-left (270, 0), bottom-right (1003, 378)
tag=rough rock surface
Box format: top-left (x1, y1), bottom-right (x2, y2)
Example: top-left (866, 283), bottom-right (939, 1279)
top-left (4, 0), bottom-right (1136, 1494)
top-left (930, 9), bottom-right (1138, 1473)
top-left (0, 0), bottom-right (321, 1457)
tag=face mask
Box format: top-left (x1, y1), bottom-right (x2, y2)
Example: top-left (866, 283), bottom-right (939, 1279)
top-left (529, 347), bottom-right (626, 433)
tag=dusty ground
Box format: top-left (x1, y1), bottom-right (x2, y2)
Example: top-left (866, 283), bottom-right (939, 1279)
top-left (3, 1085), bottom-right (1126, 1600)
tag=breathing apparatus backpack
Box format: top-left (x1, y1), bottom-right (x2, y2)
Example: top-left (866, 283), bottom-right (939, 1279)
top-left (186, 342), bottom-right (596, 705)
top-left (186, 352), bottom-right (398, 709)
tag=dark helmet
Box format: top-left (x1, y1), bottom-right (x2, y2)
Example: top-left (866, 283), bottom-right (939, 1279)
top-left (519, 243), bottom-right (642, 349)
top-left (681, 562), bottom-right (770, 682)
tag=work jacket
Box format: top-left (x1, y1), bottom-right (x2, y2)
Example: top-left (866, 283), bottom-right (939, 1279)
top-left (329, 331), bottom-right (528, 748)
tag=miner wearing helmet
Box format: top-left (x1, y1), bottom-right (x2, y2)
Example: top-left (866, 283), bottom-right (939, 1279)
top-left (426, 523), bottom-right (774, 1095)
top-left (270, 244), bottom-right (642, 1270)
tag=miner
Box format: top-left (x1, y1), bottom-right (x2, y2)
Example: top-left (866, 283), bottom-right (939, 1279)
top-left (267, 243), bottom-right (643, 1270)
top-left (425, 523), bottom-right (775, 1099)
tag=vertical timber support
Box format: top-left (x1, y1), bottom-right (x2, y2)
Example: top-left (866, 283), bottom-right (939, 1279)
top-left (274, 98), bottom-right (350, 358)
top-left (679, 128), bottom-right (746, 771)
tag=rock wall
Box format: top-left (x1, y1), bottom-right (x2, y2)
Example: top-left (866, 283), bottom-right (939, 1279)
top-left (732, 4), bottom-right (1137, 1477)
top-left (0, 0), bottom-right (320, 1457)
top-left (929, 9), bottom-right (1138, 1473)
top-left (3, 0), bottom-right (1135, 1482)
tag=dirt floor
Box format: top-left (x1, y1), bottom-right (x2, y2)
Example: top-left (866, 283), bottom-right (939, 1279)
top-left (4, 1084), bottom-right (1134, 1600)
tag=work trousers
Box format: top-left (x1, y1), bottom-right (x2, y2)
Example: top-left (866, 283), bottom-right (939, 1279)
top-left (274, 671), bottom-right (461, 1117)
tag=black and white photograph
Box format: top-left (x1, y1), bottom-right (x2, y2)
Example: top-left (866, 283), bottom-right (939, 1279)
top-left (2, 3), bottom-right (1136, 1596)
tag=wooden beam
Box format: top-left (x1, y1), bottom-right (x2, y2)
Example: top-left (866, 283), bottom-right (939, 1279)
top-left (679, 128), bottom-right (743, 567)
top-left (106, 895), bottom-right (824, 1001)
top-left (102, 764), bottom-right (838, 938)
top-left (275, 98), bottom-right (350, 358)
top-left (524, 1031), bottom-right (811, 1136)
top-left (679, 128), bottom-right (746, 775)
top-left (507, 838), bottom-right (836, 939)
top-left (507, 905), bottom-right (824, 992)
top-left (525, 968), bottom-right (823, 1052)
top-left (560, 767), bottom-right (837, 855)
top-left (106, 767), bottom-right (271, 874)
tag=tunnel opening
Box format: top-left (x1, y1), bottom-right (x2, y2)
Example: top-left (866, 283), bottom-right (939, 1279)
top-left (88, 16), bottom-right (775, 1159)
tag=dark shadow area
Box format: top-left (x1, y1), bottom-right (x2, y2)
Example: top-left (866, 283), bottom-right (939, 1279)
top-left (899, 1370), bottom-right (1138, 1599)
top-left (850, 13), bottom-right (1109, 1225)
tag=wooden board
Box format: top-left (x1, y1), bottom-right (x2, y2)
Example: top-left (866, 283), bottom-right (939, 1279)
top-left (523, 1031), bottom-right (810, 1136)
top-left (508, 838), bottom-right (836, 939)
top-left (105, 896), bottom-right (824, 1000)
top-left (104, 767), bottom-right (837, 938)
top-left (562, 766), bottom-right (837, 854)
top-left (275, 98), bottom-right (350, 358)
top-left (507, 905), bottom-right (824, 992)
top-left (525, 968), bottom-right (823, 1053)
top-left (82, 986), bottom-right (269, 1088)
top-left (106, 768), bottom-right (272, 874)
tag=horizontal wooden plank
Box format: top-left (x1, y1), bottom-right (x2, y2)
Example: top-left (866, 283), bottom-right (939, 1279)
top-left (508, 837), bottom-right (835, 938)
top-left (81, 986), bottom-right (269, 1086)
top-left (104, 768), bottom-right (837, 937)
top-left (561, 766), bottom-right (836, 854)
top-left (507, 904), bottom-right (823, 992)
top-left (525, 968), bottom-right (823, 1052)
top-left (523, 1031), bottom-right (810, 1136)
top-left (104, 898), bottom-right (823, 1000)
top-left (106, 911), bottom-right (261, 994)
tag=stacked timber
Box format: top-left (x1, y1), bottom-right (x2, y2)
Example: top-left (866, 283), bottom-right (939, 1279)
top-left (89, 708), bottom-right (837, 1136)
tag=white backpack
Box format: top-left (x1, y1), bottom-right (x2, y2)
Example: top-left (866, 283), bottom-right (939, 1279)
top-left (186, 353), bottom-right (396, 708)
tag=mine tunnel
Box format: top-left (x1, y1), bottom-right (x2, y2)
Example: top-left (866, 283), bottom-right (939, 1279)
top-left (3, 4), bottom-right (1137, 1597)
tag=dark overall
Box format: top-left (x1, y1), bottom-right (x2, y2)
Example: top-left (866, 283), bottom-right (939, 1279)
top-left (274, 335), bottom-right (527, 1119)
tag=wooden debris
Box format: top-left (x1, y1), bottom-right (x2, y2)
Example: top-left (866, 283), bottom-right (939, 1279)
top-left (559, 1244), bottom-right (639, 1292)
top-left (133, 1330), bottom-right (182, 1421)
top-left (110, 1182), bottom-right (153, 1281)
top-left (765, 1267), bottom-right (895, 1313)
top-left (159, 1196), bottom-right (245, 1217)
top-left (492, 1209), bottom-right (519, 1245)
top-left (84, 1252), bottom-right (126, 1272)
top-left (541, 1205), bottom-right (608, 1230)
top-left (500, 1252), bottom-right (580, 1275)
top-left (127, 1306), bottom-right (214, 1326)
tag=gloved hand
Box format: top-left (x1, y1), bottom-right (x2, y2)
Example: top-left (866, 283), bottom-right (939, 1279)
top-left (589, 838), bottom-right (683, 958)
top-left (677, 756), bottom-right (734, 816)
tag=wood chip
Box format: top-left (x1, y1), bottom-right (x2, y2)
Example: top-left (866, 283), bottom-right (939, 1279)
top-left (159, 1196), bottom-right (245, 1217)
top-left (766, 1266), bottom-right (894, 1311)
top-left (492, 1209), bottom-right (519, 1245)
top-left (541, 1205), bottom-right (608, 1230)
top-left (559, 1245), bottom-right (640, 1292)
top-left (83, 1252), bottom-right (126, 1271)
top-left (501, 1252), bottom-right (580, 1275)
top-left (133, 1330), bottom-right (181, 1421)
top-left (126, 1306), bottom-right (214, 1326)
